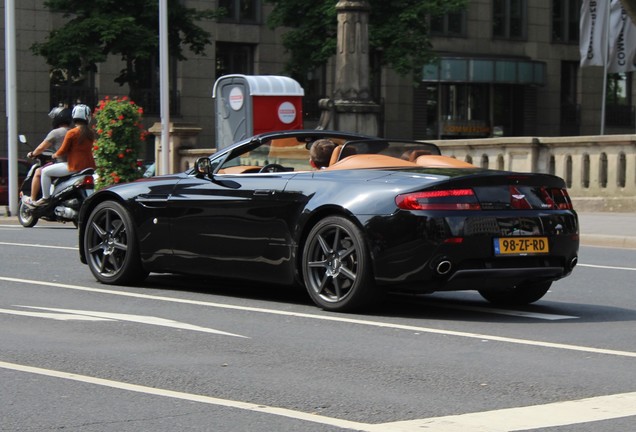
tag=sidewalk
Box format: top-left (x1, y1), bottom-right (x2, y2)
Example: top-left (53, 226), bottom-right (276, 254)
top-left (577, 212), bottom-right (636, 249)
top-left (2, 205), bottom-right (636, 249)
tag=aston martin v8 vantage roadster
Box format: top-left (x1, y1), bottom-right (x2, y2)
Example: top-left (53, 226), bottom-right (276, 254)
top-left (78, 130), bottom-right (579, 312)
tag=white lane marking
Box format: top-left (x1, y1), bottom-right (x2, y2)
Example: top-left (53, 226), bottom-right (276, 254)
top-left (0, 241), bottom-right (77, 251)
top-left (421, 299), bottom-right (578, 321)
top-left (0, 360), bottom-right (366, 431)
top-left (370, 392), bottom-right (636, 432)
top-left (0, 307), bottom-right (112, 321)
top-left (7, 306), bottom-right (247, 338)
top-left (2, 276), bottom-right (636, 359)
top-left (1, 359), bottom-right (635, 432)
top-left (43, 306), bottom-right (246, 337)
top-left (578, 263), bottom-right (636, 271)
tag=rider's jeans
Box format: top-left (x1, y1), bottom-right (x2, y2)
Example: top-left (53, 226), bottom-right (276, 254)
top-left (41, 162), bottom-right (73, 199)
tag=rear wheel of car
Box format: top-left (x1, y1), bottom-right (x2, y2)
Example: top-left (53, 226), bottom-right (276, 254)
top-left (84, 200), bottom-right (148, 285)
top-left (18, 201), bottom-right (38, 227)
top-left (478, 281), bottom-right (552, 306)
top-left (302, 216), bottom-right (381, 312)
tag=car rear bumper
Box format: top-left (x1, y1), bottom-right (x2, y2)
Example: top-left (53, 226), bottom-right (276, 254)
top-left (364, 210), bottom-right (579, 292)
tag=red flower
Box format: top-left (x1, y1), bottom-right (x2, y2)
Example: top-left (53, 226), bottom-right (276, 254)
top-left (118, 115), bottom-right (124, 120)
top-left (118, 153), bottom-right (124, 159)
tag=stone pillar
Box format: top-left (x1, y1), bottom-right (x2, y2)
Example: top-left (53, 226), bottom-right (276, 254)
top-left (331, 0), bottom-right (380, 135)
top-left (149, 122), bottom-right (202, 174)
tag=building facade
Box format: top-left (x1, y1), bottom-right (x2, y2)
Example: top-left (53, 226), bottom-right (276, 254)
top-left (1, 0), bottom-right (634, 160)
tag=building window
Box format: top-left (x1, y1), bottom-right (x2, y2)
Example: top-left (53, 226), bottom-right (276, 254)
top-left (552, 0), bottom-right (581, 43)
top-left (215, 42), bottom-right (254, 79)
top-left (296, 66), bottom-right (327, 128)
top-left (128, 55), bottom-right (180, 116)
top-left (606, 73), bottom-right (635, 127)
top-left (493, 0), bottom-right (527, 39)
top-left (430, 11), bottom-right (467, 37)
top-left (218, 0), bottom-right (260, 24)
top-left (49, 69), bottom-right (98, 110)
top-left (560, 61), bottom-right (580, 134)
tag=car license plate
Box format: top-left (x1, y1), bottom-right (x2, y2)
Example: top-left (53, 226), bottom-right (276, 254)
top-left (494, 237), bottom-right (549, 255)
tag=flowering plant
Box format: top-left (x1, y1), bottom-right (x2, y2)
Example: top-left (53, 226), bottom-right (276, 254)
top-left (93, 96), bottom-right (148, 189)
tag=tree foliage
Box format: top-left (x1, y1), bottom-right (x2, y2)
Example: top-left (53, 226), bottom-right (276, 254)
top-left (266, 0), bottom-right (467, 78)
top-left (32, 0), bottom-right (220, 92)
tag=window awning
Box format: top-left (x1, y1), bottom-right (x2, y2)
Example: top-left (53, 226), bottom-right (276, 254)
top-left (422, 57), bottom-right (546, 86)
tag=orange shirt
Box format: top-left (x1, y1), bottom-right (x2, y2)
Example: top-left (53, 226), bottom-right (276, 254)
top-left (54, 126), bottom-right (96, 172)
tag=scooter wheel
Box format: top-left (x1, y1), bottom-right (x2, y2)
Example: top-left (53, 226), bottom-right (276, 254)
top-left (18, 201), bottom-right (38, 228)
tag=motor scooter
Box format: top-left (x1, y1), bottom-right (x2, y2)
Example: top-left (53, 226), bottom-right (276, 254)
top-left (17, 138), bottom-right (94, 228)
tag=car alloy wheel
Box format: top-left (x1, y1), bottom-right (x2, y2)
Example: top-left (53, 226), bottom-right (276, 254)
top-left (84, 200), bottom-right (148, 285)
top-left (302, 216), bottom-right (379, 312)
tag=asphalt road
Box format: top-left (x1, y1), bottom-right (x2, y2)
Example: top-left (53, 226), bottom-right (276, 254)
top-left (1, 221), bottom-right (635, 431)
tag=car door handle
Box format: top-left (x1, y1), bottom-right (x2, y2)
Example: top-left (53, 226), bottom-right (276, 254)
top-left (254, 189), bottom-right (275, 196)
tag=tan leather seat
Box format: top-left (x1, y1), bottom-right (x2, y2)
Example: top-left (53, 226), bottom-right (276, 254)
top-left (328, 145), bottom-right (343, 166)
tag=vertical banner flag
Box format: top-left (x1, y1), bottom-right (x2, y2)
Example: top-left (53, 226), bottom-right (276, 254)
top-left (581, 0), bottom-right (636, 71)
top-left (608, 0), bottom-right (636, 72)
top-left (580, 0), bottom-right (611, 67)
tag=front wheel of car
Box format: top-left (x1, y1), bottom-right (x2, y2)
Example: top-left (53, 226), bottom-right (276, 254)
top-left (478, 281), bottom-right (552, 306)
top-left (84, 200), bottom-right (148, 285)
top-left (302, 216), bottom-right (381, 312)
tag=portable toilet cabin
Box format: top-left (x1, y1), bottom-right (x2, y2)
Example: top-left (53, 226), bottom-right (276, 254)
top-left (213, 74), bottom-right (305, 150)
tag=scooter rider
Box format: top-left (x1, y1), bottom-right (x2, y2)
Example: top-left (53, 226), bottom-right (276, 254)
top-left (35, 104), bottom-right (96, 206)
top-left (22, 105), bottom-right (73, 206)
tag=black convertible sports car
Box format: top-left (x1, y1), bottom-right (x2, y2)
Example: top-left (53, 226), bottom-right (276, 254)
top-left (78, 130), bottom-right (579, 312)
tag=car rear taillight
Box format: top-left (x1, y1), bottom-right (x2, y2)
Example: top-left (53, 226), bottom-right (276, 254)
top-left (396, 189), bottom-right (481, 211)
top-left (548, 187), bottom-right (573, 210)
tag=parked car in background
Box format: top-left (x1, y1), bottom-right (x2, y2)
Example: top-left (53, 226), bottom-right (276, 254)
top-left (0, 157), bottom-right (30, 206)
top-left (78, 130), bottom-right (579, 312)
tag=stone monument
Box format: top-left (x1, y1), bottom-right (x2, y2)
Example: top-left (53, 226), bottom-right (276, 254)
top-left (320, 0), bottom-right (380, 135)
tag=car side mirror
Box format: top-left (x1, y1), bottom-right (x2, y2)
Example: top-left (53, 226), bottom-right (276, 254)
top-left (195, 157), bottom-right (213, 178)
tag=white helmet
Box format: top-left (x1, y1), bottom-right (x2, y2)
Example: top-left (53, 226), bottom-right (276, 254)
top-left (72, 104), bottom-right (91, 122)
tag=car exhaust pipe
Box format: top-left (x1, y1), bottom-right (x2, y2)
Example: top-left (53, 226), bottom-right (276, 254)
top-left (570, 256), bottom-right (578, 269)
top-left (436, 260), bottom-right (452, 276)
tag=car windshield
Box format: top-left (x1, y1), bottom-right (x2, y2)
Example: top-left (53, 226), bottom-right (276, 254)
top-left (218, 135), bottom-right (350, 173)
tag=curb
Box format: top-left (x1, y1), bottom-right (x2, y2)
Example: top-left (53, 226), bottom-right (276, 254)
top-left (579, 234), bottom-right (636, 250)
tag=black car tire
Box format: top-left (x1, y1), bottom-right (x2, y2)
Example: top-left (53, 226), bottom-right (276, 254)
top-left (478, 281), bottom-right (552, 306)
top-left (302, 216), bottom-right (381, 312)
top-left (18, 201), bottom-right (38, 228)
top-left (84, 200), bottom-right (148, 285)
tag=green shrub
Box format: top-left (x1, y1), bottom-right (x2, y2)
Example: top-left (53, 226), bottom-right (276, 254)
top-left (93, 96), bottom-right (148, 189)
